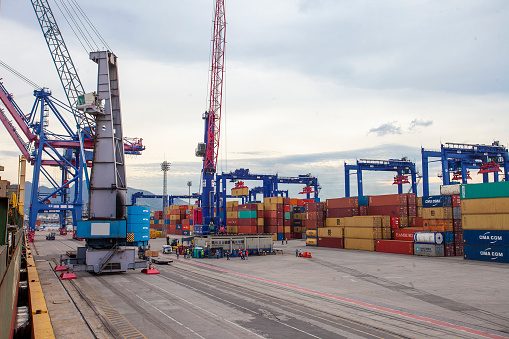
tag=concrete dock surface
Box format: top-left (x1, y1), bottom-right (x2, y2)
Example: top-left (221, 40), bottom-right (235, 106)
top-left (32, 230), bottom-right (509, 338)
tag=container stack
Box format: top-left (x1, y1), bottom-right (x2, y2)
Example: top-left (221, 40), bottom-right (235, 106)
top-left (368, 193), bottom-right (416, 227)
top-left (343, 216), bottom-right (383, 251)
top-left (150, 211), bottom-right (164, 231)
top-left (292, 205), bottom-right (306, 239)
top-left (263, 196), bottom-right (284, 240)
top-left (305, 228), bottom-right (317, 246)
top-left (461, 181), bottom-right (509, 263)
top-left (237, 203), bottom-right (260, 234)
top-left (421, 195), bottom-right (453, 256)
top-left (452, 194), bottom-right (463, 256)
top-left (225, 201), bottom-right (239, 234)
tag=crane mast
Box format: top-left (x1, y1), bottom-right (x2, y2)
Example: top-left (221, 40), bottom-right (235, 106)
top-left (198, 0), bottom-right (226, 228)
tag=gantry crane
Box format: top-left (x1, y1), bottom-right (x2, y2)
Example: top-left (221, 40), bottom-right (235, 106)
top-left (195, 0), bottom-right (226, 233)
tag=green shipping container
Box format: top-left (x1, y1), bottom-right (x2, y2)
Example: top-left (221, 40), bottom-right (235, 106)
top-left (461, 182), bottom-right (509, 199)
top-left (238, 210), bottom-right (257, 218)
top-left (284, 212), bottom-right (292, 220)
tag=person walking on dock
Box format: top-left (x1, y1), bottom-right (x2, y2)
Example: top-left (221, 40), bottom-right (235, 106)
top-left (176, 251), bottom-right (179, 260)
top-left (216, 250), bottom-right (219, 259)
top-left (245, 250), bottom-right (248, 260)
top-left (226, 251), bottom-right (230, 260)
top-left (295, 249), bottom-right (299, 257)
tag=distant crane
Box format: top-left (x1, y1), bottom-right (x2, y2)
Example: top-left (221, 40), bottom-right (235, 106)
top-left (196, 0), bottom-right (226, 231)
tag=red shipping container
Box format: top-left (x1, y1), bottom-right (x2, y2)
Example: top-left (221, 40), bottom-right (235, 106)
top-left (376, 240), bottom-right (413, 255)
top-left (452, 195), bottom-right (461, 207)
top-left (455, 243), bottom-right (464, 256)
top-left (305, 202), bottom-right (321, 212)
top-left (226, 218), bottom-right (238, 226)
top-left (326, 197), bottom-right (358, 209)
top-left (359, 206), bottom-right (368, 216)
top-left (238, 218), bottom-right (257, 226)
top-left (283, 198), bottom-right (291, 205)
top-left (277, 204), bottom-right (284, 212)
top-left (327, 208), bottom-right (359, 218)
top-left (405, 193), bottom-right (416, 206)
top-left (175, 230), bottom-right (182, 235)
top-left (191, 210), bottom-right (203, 224)
top-left (408, 205), bottom-right (417, 216)
top-left (444, 243), bottom-right (455, 257)
top-left (297, 199), bottom-right (305, 206)
top-left (393, 228), bottom-right (423, 241)
top-left (182, 224), bottom-right (190, 231)
top-left (170, 220), bottom-right (178, 225)
top-left (390, 217), bottom-right (400, 228)
top-left (294, 232), bottom-right (302, 239)
top-left (411, 217), bottom-right (424, 227)
top-left (264, 218), bottom-right (277, 226)
top-left (454, 231), bottom-right (463, 244)
top-left (453, 219), bottom-right (462, 232)
top-left (169, 209), bottom-right (180, 215)
top-left (369, 205), bottom-right (408, 217)
top-left (264, 225), bottom-right (278, 233)
top-left (369, 194), bottom-right (407, 207)
top-left (277, 226), bottom-right (284, 233)
top-left (284, 205), bottom-right (291, 212)
top-left (284, 219), bottom-right (292, 226)
top-left (317, 237), bottom-right (344, 249)
top-left (238, 203), bottom-right (258, 211)
top-left (238, 226), bottom-right (257, 234)
top-left (182, 219), bottom-right (190, 226)
top-left (284, 233), bottom-right (292, 240)
top-left (257, 225), bottom-right (264, 233)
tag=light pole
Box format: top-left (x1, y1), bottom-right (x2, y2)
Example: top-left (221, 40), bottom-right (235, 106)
top-left (161, 161), bottom-right (170, 222)
top-left (187, 181), bottom-right (192, 206)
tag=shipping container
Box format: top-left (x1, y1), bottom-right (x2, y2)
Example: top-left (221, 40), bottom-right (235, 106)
top-left (325, 217), bottom-right (345, 227)
top-left (376, 240), bottom-right (413, 255)
top-left (344, 238), bottom-right (376, 251)
top-left (414, 232), bottom-right (444, 245)
top-left (455, 243), bottom-right (464, 256)
top-left (464, 244), bottom-right (509, 263)
top-left (306, 229), bottom-right (317, 237)
top-left (344, 216), bottom-right (382, 228)
top-left (441, 185), bottom-right (461, 196)
top-left (393, 228), bottom-right (423, 241)
top-left (317, 227), bottom-right (344, 238)
top-left (306, 238), bottom-right (318, 246)
top-left (453, 219), bottom-right (462, 232)
top-left (444, 243), bottom-right (455, 257)
top-left (226, 226), bottom-right (238, 234)
top-left (414, 244), bottom-right (444, 257)
top-left (422, 195), bottom-right (452, 208)
top-left (327, 208), bottom-right (359, 218)
top-left (326, 197), bottom-right (358, 209)
top-left (358, 196), bottom-right (369, 206)
top-left (461, 197), bottom-right (509, 215)
top-left (422, 207), bottom-right (453, 220)
top-left (462, 230), bottom-right (509, 246)
top-left (444, 232), bottom-right (454, 244)
top-left (344, 227), bottom-right (383, 239)
top-left (359, 206), bottom-right (369, 216)
top-left (453, 207), bottom-right (461, 220)
top-left (462, 214), bottom-right (509, 230)
top-left (368, 205), bottom-right (408, 217)
top-left (317, 237), bottom-right (344, 249)
top-left (461, 181), bottom-right (509, 200)
top-left (452, 195), bottom-right (461, 207)
top-left (369, 194), bottom-right (407, 207)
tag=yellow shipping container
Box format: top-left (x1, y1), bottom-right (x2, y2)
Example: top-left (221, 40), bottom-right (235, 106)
top-left (344, 227), bottom-right (382, 239)
top-left (294, 213), bottom-right (306, 220)
top-left (189, 205), bottom-right (197, 210)
top-left (227, 226), bottom-right (238, 233)
top-left (170, 215), bottom-right (180, 221)
top-left (290, 198), bottom-right (298, 206)
top-left (306, 238), bottom-right (317, 246)
top-left (272, 234), bottom-right (278, 241)
top-left (462, 214), bottom-right (509, 230)
top-left (317, 227), bottom-right (344, 238)
top-left (416, 197), bottom-right (422, 207)
top-left (267, 196), bottom-right (284, 204)
top-left (399, 217), bottom-right (409, 227)
top-left (257, 203), bottom-right (264, 211)
top-left (306, 229), bottom-right (317, 237)
top-left (325, 217), bottom-right (345, 227)
top-left (226, 201), bottom-right (239, 209)
top-left (417, 207), bottom-right (423, 217)
top-left (344, 216), bottom-right (382, 228)
top-left (264, 203), bottom-right (278, 211)
top-left (294, 226), bottom-right (303, 233)
top-left (170, 205), bottom-right (180, 210)
top-left (422, 207), bottom-right (452, 220)
top-left (227, 211), bottom-right (238, 219)
top-left (369, 215), bottom-right (391, 227)
top-left (257, 218), bottom-right (264, 226)
top-left (232, 187), bottom-right (248, 197)
top-left (284, 226), bottom-right (291, 234)
top-left (383, 227), bottom-right (391, 239)
top-left (461, 197), bottom-right (509, 215)
top-left (344, 238), bottom-right (376, 251)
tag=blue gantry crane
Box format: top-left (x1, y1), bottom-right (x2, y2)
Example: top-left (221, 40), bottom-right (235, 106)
top-left (344, 158), bottom-right (418, 197)
top-left (421, 142), bottom-right (509, 196)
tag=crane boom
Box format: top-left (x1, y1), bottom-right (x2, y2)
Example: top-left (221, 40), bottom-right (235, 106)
top-left (30, 0), bottom-right (95, 135)
top-left (204, 0), bottom-right (226, 173)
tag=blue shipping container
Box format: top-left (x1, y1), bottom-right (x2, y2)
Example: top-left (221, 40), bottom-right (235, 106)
top-left (277, 233), bottom-right (284, 241)
top-left (463, 230), bottom-right (509, 247)
top-left (182, 230), bottom-right (190, 236)
top-left (444, 232), bottom-right (455, 244)
top-left (464, 244), bottom-right (509, 263)
top-left (358, 196), bottom-right (369, 206)
top-left (127, 222), bottom-right (149, 233)
top-left (422, 195), bottom-right (452, 208)
top-left (176, 224), bottom-right (183, 230)
top-left (127, 205), bottom-right (150, 216)
top-left (127, 214), bottom-right (149, 225)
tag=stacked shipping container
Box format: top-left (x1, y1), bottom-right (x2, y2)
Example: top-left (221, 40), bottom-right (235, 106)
top-left (461, 181), bottom-right (509, 263)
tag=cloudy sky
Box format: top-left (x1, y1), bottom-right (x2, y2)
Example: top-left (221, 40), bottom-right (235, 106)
top-left (0, 0), bottom-right (508, 201)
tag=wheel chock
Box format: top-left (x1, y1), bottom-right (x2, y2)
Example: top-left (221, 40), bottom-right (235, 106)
top-left (141, 268), bottom-right (160, 275)
top-left (55, 265), bottom-right (67, 272)
top-left (60, 272), bottom-right (77, 280)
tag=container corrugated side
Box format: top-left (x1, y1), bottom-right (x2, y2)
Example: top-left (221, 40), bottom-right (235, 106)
top-left (344, 238), bottom-right (376, 251)
top-left (413, 244), bottom-right (444, 257)
top-left (463, 230), bottom-right (509, 246)
top-left (461, 181), bottom-right (509, 200)
top-left (461, 197), bottom-right (509, 215)
top-left (464, 244), bottom-right (509, 263)
top-left (462, 214), bottom-right (509, 230)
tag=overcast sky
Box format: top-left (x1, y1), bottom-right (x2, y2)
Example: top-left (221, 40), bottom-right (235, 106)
top-left (1, 0), bottom-right (508, 201)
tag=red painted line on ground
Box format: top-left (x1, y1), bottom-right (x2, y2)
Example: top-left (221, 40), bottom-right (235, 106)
top-left (182, 259), bottom-right (508, 339)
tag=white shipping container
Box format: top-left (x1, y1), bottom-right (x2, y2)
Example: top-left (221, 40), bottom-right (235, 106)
top-left (440, 185), bottom-right (460, 196)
